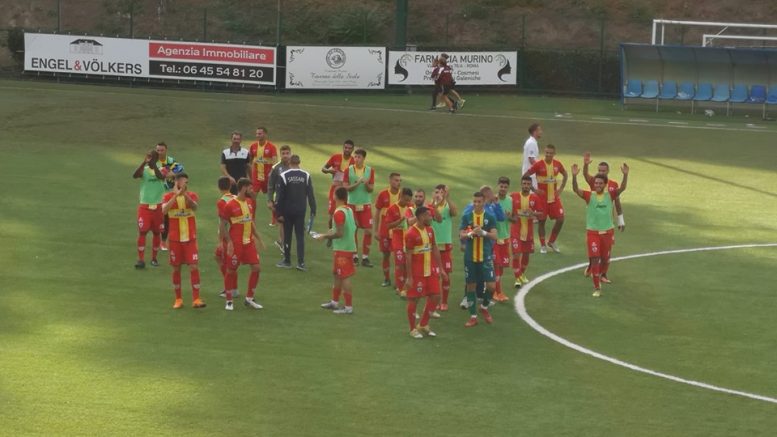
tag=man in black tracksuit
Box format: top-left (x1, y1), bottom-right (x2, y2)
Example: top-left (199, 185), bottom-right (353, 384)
top-left (275, 155), bottom-right (316, 271)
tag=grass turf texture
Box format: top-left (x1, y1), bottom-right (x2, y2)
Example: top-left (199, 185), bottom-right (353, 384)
top-left (1, 80), bottom-right (776, 436)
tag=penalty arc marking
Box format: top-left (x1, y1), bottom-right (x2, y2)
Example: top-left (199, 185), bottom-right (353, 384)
top-left (514, 243), bottom-right (777, 404)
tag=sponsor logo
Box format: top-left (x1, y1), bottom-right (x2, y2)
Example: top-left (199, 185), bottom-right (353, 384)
top-left (326, 48), bottom-right (346, 69)
top-left (393, 54), bottom-right (411, 82)
top-left (70, 39), bottom-right (103, 55)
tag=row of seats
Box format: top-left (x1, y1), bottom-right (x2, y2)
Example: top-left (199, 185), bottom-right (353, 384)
top-left (624, 80), bottom-right (777, 104)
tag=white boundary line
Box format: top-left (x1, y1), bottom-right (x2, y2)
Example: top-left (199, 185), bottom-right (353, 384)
top-left (514, 243), bottom-right (777, 404)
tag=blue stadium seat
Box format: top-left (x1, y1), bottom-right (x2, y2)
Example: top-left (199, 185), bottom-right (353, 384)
top-left (767, 87), bottom-right (777, 105)
top-left (748, 85), bottom-right (766, 103)
top-left (710, 83), bottom-right (730, 102)
top-left (676, 82), bottom-right (695, 100)
top-left (729, 84), bottom-right (748, 103)
top-left (694, 83), bottom-right (713, 101)
top-left (624, 80), bottom-right (641, 98)
top-left (641, 80), bottom-right (659, 99)
top-left (659, 81), bottom-right (677, 99)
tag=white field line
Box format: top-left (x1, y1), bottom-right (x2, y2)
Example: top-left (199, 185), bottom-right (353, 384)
top-left (514, 243), bottom-right (777, 404)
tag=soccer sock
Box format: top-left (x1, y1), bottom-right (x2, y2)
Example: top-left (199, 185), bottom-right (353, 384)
top-left (247, 271), bottom-right (259, 299)
top-left (466, 291), bottom-right (477, 316)
top-left (521, 253), bottom-right (530, 271)
top-left (592, 263), bottom-right (601, 289)
top-left (539, 237), bottom-right (546, 246)
top-left (137, 234), bottom-right (146, 261)
top-left (419, 298), bottom-right (434, 326)
top-left (442, 276), bottom-right (450, 304)
top-left (394, 264), bottom-right (404, 291)
top-left (225, 270), bottom-right (237, 300)
top-left (191, 268), bottom-right (201, 300)
top-left (344, 291), bottom-right (352, 307)
top-left (332, 286), bottom-right (342, 302)
top-left (482, 289), bottom-right (493, 307)
top-left (549, 231), bottom-right (558, 244)
top-left (407, 300), bottom-right (417, 330)
top-left (151, 233), bottom-right (161, 260)
top-left (512, 257), bottom-right (522, 278)
top-left (172, 270), bottom-right (182, 299)
top-left (362, 234), bottom-right (372, 256)
top-left (382, 256), bottom-right (390, 280)
top-left (494, 265), bottom-right (503, 294)
top-left (219, 262), bottom-right (227, 279)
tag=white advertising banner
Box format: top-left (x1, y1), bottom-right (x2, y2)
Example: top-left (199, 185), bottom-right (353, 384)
top-left (388, 51), bottom-right (517, 85)
top-left (24, 33), bottom-right (277, 85)
top-left (286, 46), bottom-right (386, 89)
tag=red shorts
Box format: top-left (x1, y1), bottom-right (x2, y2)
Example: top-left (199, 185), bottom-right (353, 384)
top-left (169, 240), bottom-right (199, 266)
top-left (537, 198), bottom-right (564, 220)
top-left (586, 229), bottom-right (614, 259)
top-left (493, 241), bottom-right (510, 267)
top-left (406, 274), bottom-right (441, 299)
top-left (252, 180), bottom-right (268, 194)
top-left (333, 250), bottom-right (356, 278)
top-left (379, 233), bottom-right (391, 253)
top-left (393, 249), bottom-right (406, 266)
top-left (228, 240), bottom-right (260, 267)
top-left (439, 244), bottom-right (453, 273)
top-left (328, 185), bottom-right (339, 215)
top-left (510, 237), bottom-right (535, 254)
top-left (348, 204), bottom-right (373, 229)
top-left (137, 204), bottom-right (164, 234)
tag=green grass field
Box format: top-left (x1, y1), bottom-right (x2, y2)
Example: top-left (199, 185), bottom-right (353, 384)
top-left (1, 79), bottom-right (777, 436)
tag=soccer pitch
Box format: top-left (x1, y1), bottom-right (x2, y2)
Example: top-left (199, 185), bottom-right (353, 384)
top-left (1, 79), bottom-right (776, 436)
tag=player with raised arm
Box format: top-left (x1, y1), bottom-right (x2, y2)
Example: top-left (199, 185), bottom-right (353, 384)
top-left (133, 148), bottom-right (165, 269)
top-left (315, 187), bottom-right (358, 315)
top-left (509, 176), bottom-right (541, 287)
top-left (384, 188), bottom-right (414, 296)
top-left (571, 163), bottom-right (629, 297)
top-left (161, 173), bottom-right (205, 309)
top-left (404, 206), bottom-right (447, 339)
top-left (343, 148), bottom-right (376, 267)
top-left (374, 172), bottom-right (402, 287)
top-left (459, 192), bottom-right (498, 327)
top-left (523, 144), bottom-right (568, 254)
top-left (219, 178), bottom-right (264, 311)
top-left (430, 184), bottom-right (457, 311)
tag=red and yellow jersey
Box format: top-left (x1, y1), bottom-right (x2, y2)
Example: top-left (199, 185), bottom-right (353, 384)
top-left (375, 188), bottom-right (400, 236)
top-left (216, 192), bottom-right (237, 218)
top-left (510, 192), bottom-right (541, 241)
top-left (221, 197), bottom-right (256, 245)
top-left (249, 141), bottom-right (278, 183)
top-left (404, 224), bottom-right (437, 278)
top-left (325, 153), bottom-right (354, 186)
top-left (163, 191), bottom-right (199, 242)
top-left (385, 203), bottom-right (409, 251)
top-left (528, 159), bottom-right (565, 202)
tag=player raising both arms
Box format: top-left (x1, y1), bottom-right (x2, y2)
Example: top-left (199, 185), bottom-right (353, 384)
top-left (404, 206), bottom-right (446, 339)
top-left (374, 172), bottom-right (402, 287)
top-left (459, 191), bottom-right (497, 327)
top-left (523, 144), bottom-right (568, 254)
top-left (430, 184), bottom-right (457, 311)
top-left (133, 148), bottom-right (165, 269)
top-left (343, 148), bottom-right (376, 267)
top-left (316, 187), bottom-right (358, 315)
top-left (571, 163), bottom-right (629, 297)
top-left (385, 188), bottom-right (414, 296)
top-left (509, 176), bottom-right (541, 287)
top-left (220, 178), bottom-right (264, 311)
top-left (322, 140), bottom-right (355, 235)
top-left (161, 173), bottom-right (205, 309)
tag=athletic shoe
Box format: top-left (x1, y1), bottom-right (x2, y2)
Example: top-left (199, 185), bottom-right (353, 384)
top-left (459, 296), bottom-right (469, 310)
top-left (325, 239), bottom-right (332, 248)
top-left (436, 102), bottom-right (447, 108)
top-left (274, 240), bottom-right (284, 253)
top-left (592, 289), bottom-right (602, 297)
top-left (321, 300), bottom-right (339, 310)
top-left (353, 256), bottom-right (359, 265)
top-left (173, 298), bottom-right (184, 309)
top-left (519, 274), bottom-right (530, 285)
top-left (268, 222), bottom-right (276, 227)
top-left (415, 313), bottom-right (420, 320)
top-left (540, 245), bottom-right (548, 254)
top-left (295, 263), bottom-right (307, 272)
top-left (583, 266), bottom-right (591, 277)
top-left (276, 260), bottom-right (292, 269)
top-left (381, 279), bottom-right (391, 287)
top-left (464, 317), bottom-right (478, 328)
top-left (361, 258), bottom-right (374, 268)
top-left (439, 303), bottom-right (449, 311)
top-left (192, 298), bottom-right (206, 309)
top-left (600, 276), bottom-right (612, 284)
top-left (428, 106), bottom-right (437, 111)
top-left (419, 325), bottom-right (437, 337)
top-left (409, 329), bottom-right (423, 339)
top-left (548, 242), bottom-right (560, 253)
top-left (333, 306), bottom-right (353, 315)
top-left (225, 301), bottom-right (234, 311)
top-left (134, 260), bottom-right (145, 269)
top-left (496, 292), bottom-right (510, 302)
top-left (218, 289), bottom-right (226, 298)
top-left (448, 109), bottom-right (456, 114)
top-left (488, 300), bottom-right (496, 308)
top-left (244, 298), bottom-right (263, 309)
top-left (219, 290), bottom-right (239, 298)
top-left (160, 241), bottom-right (168, 251)
top-left (431, 311), bottom-right (441, 319)
top-left (452, 100), bottom-right (459, 110)
top-left (458, 99), bottom-right (466, 109)
top-left (399, 289), bottom-right (407, 298)
top-left (150, 259), bottom-right (159, 267)
top-left (480, 307), bottom-right (494, 324)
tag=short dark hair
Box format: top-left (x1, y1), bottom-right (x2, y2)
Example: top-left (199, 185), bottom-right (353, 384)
top-left (473, 191), bottom-right (485, 198)
top-left (401, 188), bottom-right (413, 197)
top-left (156, 142), bottom-right (168, 149)
top-left (218, 176), bottom-right (232, 191)
top-left (280, 144), bottom-right (291, 152)
top-left (598, 161), bottom-right (609, 169)
top-left (290, 154), bottom-right (301, 164)
top-left (434, 184), bottom-right (446, 190)
top-left (415, 206), bottom-right (430, 218)
top-left (344, 140), bottom-right (355, 147)
top-left (521, 176), bottom-right (533, 183)
top-left (594, 174), bottom-right (608, 184)
top-left (528, 123), bottom-right (540, 135)
top-left (354, 148), bottom-right (366, 157)
top-left (389, 172), bottom-right (401, 179)
top-left (237, 177), bottom-right (252, 191)
top-left (231, 130), bottom-right (242, 138)
top-left (479, 185), bottom-right (492, 194)
top-left (415, 188), bottom-right (425, 194)
top-left (497, 176), bottom-right (510, 185)
top-left (335, 186), bottom-right (348, 201)
top-left (545, 144), bottom-right (556, 150)
top-left (175, 172), bottom-right (188, 180)
top-left (256, 126), bottom-right (268, 134)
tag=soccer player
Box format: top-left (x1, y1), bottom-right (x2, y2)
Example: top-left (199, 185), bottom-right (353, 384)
top-left (404, 206), bottom-right (446, 339)
top-left (132, 148), bottom-right (165, 269)
top-left (373, 172), bottom-right (402, 287)
top-left (385, 188), bottom-right (414, 295)
top-left (155, 142), bottom-right (184, 252)
top-left (322, 140), bottom-right (355, 231)
top-left (161, 173), bottom-right (205, 309)
top-left (430, 184), bottom-right (457, 311)
top-left (267, 145), bottom-right (293, 254)
top-left (509, 176), bottom-right (541, 288)
top-left (220, 178), bottom-right (264, 311)
top-left (439, 54), bottom-right (465, 111)
top-left (220, 131), bottom-right (251, 194)
top-left (492, 177), bottom-right (513, 302)
top-left (215, 176), bottom-right (238, 299)
top-left (523, 144), bottom-right (568, 254)
top-left (522, 124), bottom-right (541, 189)
top-left (315, 187), bottom-right (357, 314)
top-left (343, 148), bottom-right (376, 267)
top-left (459, 191), bottom-right (497, 327)
top-left (249, 127), bottom-right (278, 196)
top-left (571, 163), bottom-right (629, 297)
top-left (583, 152), bottom-right (626, 282)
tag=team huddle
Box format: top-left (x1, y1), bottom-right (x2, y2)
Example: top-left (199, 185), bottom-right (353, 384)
top-left (133, 123), bottom-right (629, 339)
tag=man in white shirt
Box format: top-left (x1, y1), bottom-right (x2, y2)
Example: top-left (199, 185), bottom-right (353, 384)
top-left (522, 123), bottom-right (542, 188)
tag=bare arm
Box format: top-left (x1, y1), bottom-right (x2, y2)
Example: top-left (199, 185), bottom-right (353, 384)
top-left (616, 163), bottom-right (629, 195)
top-left (558, 167), bottom-right (568, 194)
top-left (571, 164), bottom-right (585, 199)
top-left (582, 152), bottom-right (594, 185)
